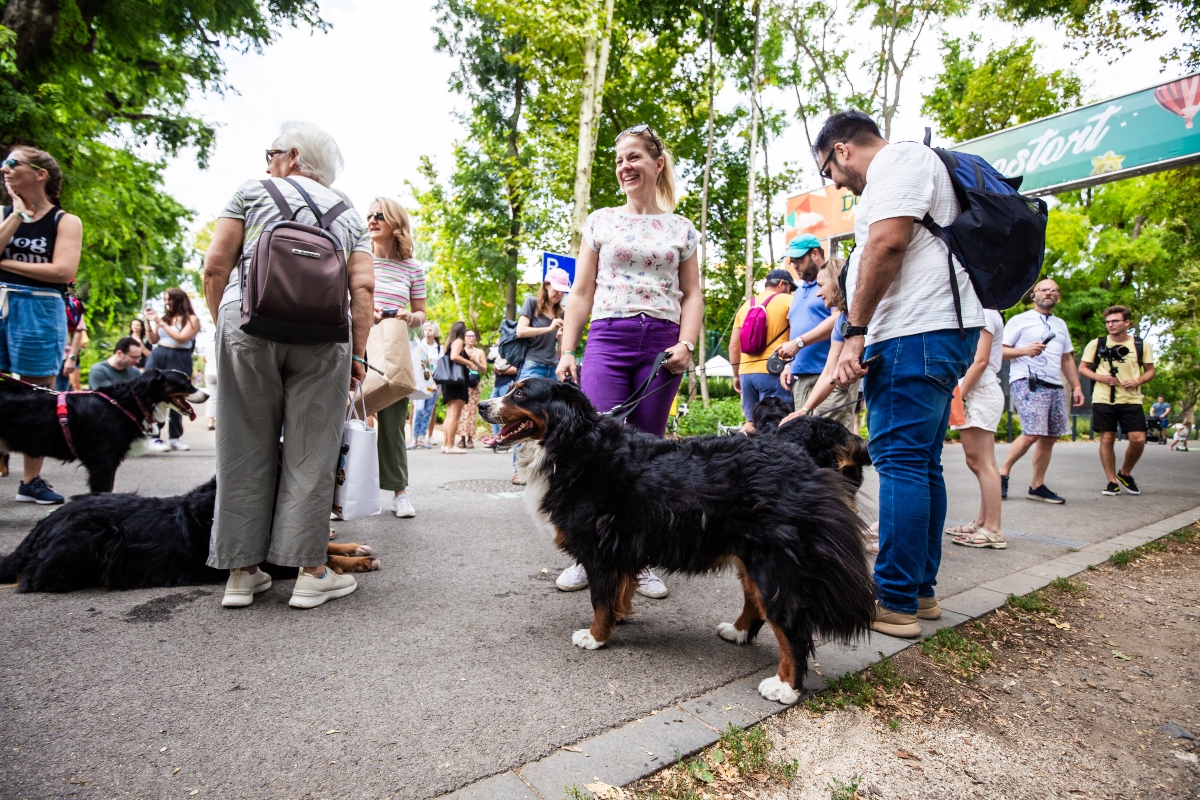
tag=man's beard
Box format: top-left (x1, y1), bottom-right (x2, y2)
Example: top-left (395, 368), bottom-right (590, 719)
top-left (802, 259), bottom-right (820, 283)
top-left (842, 165), bottom-right (867, 196)
top-left (1036, 296), bottom-right (1058, 312)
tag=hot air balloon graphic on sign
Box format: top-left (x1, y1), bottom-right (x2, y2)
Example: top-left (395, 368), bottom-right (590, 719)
top-left (1155, 76), bottom-right (1200, 128)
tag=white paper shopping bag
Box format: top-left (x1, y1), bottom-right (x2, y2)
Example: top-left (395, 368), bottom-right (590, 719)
top-left (332, 383), bottom-right (382, 521)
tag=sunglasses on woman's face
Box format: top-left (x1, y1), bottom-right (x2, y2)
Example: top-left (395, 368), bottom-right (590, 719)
top-left (366, 212), bottom-right (386, 222)
top-left (2, 158), bottom-right (42, 171)
top-left (265, 149), bottom-right (289, 165)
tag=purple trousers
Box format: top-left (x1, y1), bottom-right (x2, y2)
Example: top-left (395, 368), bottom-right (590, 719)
top-left (581, 315), bottom-right (683, 437)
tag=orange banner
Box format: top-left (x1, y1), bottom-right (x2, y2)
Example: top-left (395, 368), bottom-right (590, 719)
top-left (785, 185), bottom-right (859, 247)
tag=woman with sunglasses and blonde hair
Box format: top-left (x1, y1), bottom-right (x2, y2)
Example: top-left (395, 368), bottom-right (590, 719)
top-left (368, 196), bottom-right (426, 518)
top-left (553, 124), bottom-right (702, 599)
top-left (1, 146), bottom-right (83, 505)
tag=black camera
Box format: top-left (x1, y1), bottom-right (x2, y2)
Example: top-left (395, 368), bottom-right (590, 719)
top-left (1096, 343), bottom-right (1130, 365)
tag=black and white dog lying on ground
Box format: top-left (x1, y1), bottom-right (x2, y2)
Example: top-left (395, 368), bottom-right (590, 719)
top-left (0, 369), bottom-right (208, 493)
top-left (0, 478), bottom-right (380, 593)
top-left (751, 396), bottom-right (870, 490)
top-left (480, 378), bottom-right (875, 705)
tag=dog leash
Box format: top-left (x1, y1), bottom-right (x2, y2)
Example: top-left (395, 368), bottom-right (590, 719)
top-left (605, 351), bottom-right (673, 422)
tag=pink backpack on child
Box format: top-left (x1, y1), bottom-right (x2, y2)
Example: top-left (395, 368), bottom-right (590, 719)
top-left (739, 294), bottom-right (783, 355)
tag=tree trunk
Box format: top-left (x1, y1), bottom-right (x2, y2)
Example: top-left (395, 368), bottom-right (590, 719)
top-left (1, 0), bottom-right (59, 71)
top-left (568, 0), bottom-right (616, 257)
top-left (504, 63), bottom-right (527, 321)
top-left (743, 0), bottom-right (762, 303)
top-left (761, 117), bottom-right (775, 264)
top-left (697, 6), bottom-right (718, 408)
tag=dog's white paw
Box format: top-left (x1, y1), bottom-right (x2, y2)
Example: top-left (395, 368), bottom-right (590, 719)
top-left (572, 629), bottom-right (605, 650)
top-left (758, 675), bottom-right (800, 705)
top-left (716, 622), bottom-right (750, 645)
top-left (351, 544), bottom-right (372, 556)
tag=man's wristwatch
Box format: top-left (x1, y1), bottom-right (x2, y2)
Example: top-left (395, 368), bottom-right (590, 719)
top-left (793, 336), bottom-right (805, 348)
top-left (678, 340), bottom-right (695, 353)
top-left (843, 325), bottom-right (869, 339)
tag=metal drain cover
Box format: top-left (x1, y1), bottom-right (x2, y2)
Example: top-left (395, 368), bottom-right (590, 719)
top-left (442, 479), bottom-right (524, 493)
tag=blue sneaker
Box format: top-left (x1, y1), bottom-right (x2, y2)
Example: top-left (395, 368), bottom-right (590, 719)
top-left (1027, 484), bottom-right (1065, 504)
top-left (16, 476), bottom-right (64, 505)
top-left (1000, 474), bottom-right (1008, 500)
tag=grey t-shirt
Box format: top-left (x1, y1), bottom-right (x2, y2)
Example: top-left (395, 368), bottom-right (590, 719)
top-left (89, 361), bottom-right (141, 390)
top-left (520, 296), bottom-right (559, 366)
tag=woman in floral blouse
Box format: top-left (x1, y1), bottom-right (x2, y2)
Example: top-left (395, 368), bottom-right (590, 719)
top-left (553, 124), bottom-right (703, 598)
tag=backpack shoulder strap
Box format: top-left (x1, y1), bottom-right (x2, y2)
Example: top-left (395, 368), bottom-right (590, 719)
top-left (1134, 336), bottom-right (1144, 369)
top-left (1085, 336), bottom-right (1105, 368)
top-left (319, 201), bottom-right (348, 229)
top-left (283, 177), bottom-right (335, 228)
top-left (260, 179), bottom-right (293, 220)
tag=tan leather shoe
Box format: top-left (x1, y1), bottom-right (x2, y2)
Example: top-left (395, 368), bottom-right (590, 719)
top-left (871, 601), bottom-right (921, 638)
top-left (917, 595), bottom-right (942, 620)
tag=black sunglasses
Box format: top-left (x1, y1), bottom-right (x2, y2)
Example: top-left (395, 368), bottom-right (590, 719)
top-left (616, 123), bottom-right (663, 150)
top-left (2, 157), bottom-right (43, 172)
top-left (819, 144), bottom-right (842, 181)
top-left (366, 212), bottom-right (386, 222)
top-left (265, 149), bottom-right (290, 165)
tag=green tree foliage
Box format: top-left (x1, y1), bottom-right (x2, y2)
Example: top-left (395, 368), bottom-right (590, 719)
top-left (0, 0), bottom-right (324, 326)
top-left (921, 35), bottom-right (1083, 142)
top-left (992, 0), bottom-right (1200, 69)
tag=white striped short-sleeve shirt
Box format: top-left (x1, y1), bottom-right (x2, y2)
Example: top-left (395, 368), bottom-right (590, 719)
top-left (373, 258), bottom-right (426, 312)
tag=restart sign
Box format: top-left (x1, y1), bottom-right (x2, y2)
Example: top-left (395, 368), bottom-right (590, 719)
top-left (951, 73), bottom-right (1200, 196)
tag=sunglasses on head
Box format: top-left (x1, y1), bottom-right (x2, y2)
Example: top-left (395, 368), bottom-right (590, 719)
top-left (265, 149), bottom-right (290, 165)
top-left (616, 123), bottom-right (662, 149)
top-left (366, 212), bottom-right (386, 222)
top-left (2, 158), bottom-right (43, 172)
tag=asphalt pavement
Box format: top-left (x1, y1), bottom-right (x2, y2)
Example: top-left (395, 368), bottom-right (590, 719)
top-left (1, 422), bottom-right (1197, 800)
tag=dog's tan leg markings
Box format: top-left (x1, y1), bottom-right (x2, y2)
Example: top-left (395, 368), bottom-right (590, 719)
top-left (327, 542), bottom-right (372, 557)
top-left (553, 527), bottom-right (567, 549)
top-left (717, 557), bottom-right (765, 645)
top-left (574, 572), bottom-right (635, 650)
top-left (326, 554), bottom-right (381, 573)
top-left (758, 621), bottom-right (801, 704)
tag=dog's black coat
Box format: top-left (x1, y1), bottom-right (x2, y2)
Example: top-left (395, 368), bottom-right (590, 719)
top-left (751, 396), bottom-right (871, 489)
top-left (0, 369), bottom-right (203, 492)
top-left (482, 379), bottom-right (876, 689)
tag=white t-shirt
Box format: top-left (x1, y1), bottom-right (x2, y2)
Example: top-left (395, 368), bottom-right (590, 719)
top-left (973, 310), bottom-right (1006, 387)
top-left (845, 142), bottom-right (985, 345)
top-left (1003, 309), bottom-right (1074, 384)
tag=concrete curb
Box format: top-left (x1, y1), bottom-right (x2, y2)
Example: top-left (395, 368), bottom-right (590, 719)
top-left (438, 505), bottom-right (1200, 800)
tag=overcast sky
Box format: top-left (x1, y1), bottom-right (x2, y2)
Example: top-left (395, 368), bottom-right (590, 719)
top-left (162, 0), bottom-right (1188, 265)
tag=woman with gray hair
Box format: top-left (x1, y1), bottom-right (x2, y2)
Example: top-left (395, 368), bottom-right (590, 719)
top-left (201, 121), bottom-right (375, 610)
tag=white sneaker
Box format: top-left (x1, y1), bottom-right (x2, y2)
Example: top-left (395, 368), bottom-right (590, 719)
top-left (289, 567), bottom-right (357, 608)
top-left (555, 563), bottom-right (589, 591)
top-left (393, 494), bottom-right (416, 518)
top-left (222, 568), bottom-right (272, 607)
top-left (637, 568), bottom-right (669, 599)
top-left (168, 438), bottom-right (190, 451)
top-left (146, 438), bottom-right (170, 452)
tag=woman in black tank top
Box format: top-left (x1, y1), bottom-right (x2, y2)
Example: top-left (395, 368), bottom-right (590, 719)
top-left (0, 146), bottom-right (84, 505)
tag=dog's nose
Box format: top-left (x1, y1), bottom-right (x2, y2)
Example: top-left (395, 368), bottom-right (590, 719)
top-left (187, 390), bottom-right (209, 403)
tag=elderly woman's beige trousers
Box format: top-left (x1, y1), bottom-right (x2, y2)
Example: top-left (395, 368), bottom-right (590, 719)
top-left (207, 303), bottom-right (351, 569)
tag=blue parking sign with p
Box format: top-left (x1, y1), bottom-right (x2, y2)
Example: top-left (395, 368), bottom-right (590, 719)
top-left (542, 252), bottom-right (576, 289)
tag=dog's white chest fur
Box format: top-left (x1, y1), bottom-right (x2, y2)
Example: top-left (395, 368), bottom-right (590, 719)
top-left (515, 443), bottom-right (555, 536)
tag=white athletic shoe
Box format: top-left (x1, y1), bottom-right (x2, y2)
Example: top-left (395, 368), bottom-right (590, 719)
top-left (221, 568), bottom-right (272, 608)
top-left (393, 494), bottom-right (416, 518)
top-left (146, 438), bottom-right (170, 452)
top-left (168, 439), bottom-right (190, 451)
top-left (289, 567), bottom-right (357, 609)
top-left (637, 568), bottom-right (669, 599)
top-left (555, 563), bottom-right (589, 591)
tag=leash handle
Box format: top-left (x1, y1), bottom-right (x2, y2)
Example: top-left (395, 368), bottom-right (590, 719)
top-left (609, 350), bottom-right (671, 423)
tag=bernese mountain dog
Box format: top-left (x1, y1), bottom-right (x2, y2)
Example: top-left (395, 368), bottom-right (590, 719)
top-left (480, 378), bottom-right (876, 705)
top-left (0, 368), bottom-right (208, 493)
top-left (0, 478), bottom-right (379, 592)
top-left (751, 395), bottom-right (870, 490)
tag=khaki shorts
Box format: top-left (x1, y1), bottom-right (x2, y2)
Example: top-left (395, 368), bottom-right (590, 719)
top-left (790, 373), bottom-right (860, 433)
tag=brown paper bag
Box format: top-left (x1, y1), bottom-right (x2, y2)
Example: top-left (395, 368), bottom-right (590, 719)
top-left (361, 318), bottom-right (418, 417)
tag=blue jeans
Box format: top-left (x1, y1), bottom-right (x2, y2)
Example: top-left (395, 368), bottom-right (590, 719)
top-left (413, 388), bottom-right (440, 441)
top-left (739, 371), bottom-right (791, 421)
top-left (513, 362), bottom-right (557, 468)
top-left (863, 328), bottom-right (978, 614)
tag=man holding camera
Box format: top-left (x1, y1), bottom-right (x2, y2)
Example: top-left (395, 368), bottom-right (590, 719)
top-left (999, 279), bottom-right (1085, 504)
top-left (1077, 305), bottom-right (1155, 496)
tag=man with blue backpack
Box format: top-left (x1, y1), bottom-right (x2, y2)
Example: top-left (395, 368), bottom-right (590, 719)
top-left (815, 109), bottom-right (1046, 639)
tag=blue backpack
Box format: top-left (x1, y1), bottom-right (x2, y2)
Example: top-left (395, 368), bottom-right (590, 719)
top-left (920, 129), bottom-right (1048, 332)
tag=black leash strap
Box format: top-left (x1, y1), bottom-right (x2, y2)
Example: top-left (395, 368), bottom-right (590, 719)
top-left (607, 351), bottom-right (671, 423)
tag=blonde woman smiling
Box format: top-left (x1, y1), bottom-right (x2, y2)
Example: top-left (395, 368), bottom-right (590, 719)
top-left (553, 124), bottom-right (702, 598)
top-left (368, 197), bottom-right (426, 518)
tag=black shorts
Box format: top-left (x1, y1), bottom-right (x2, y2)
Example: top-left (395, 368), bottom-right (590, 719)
top-left (440, 382), bottom-right (469, 403)
top-left (1092, 403), bottom-right (1147, 434)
